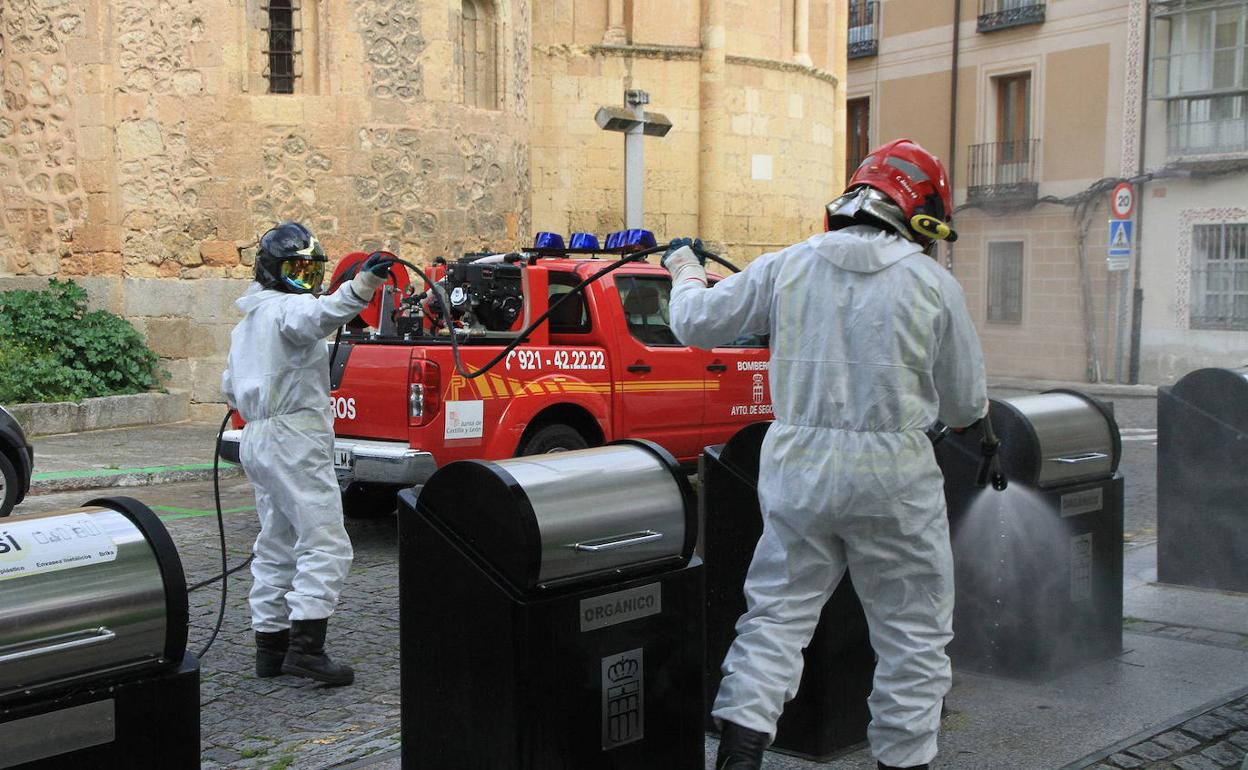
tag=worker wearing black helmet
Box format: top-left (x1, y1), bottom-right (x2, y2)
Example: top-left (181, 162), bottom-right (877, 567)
top-left (221, 222), bottom-right (389, 686)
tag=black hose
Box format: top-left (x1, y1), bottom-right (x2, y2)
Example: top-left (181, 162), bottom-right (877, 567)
top-left (327, 242), bottom-right (740, 381)
top-left (193, 407), bottom-right (253, 659)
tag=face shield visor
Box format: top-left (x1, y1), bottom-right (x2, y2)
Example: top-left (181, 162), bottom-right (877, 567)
top-left (280, 258), bottom-right (326, 294)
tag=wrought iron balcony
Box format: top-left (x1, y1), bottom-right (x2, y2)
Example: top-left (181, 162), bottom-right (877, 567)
top-left (967, 139), bottom-right (1040, 205)
top-left (848, 0), bottom-right (878, 59)
top-left (978, 0), bottom-right (1046, 33)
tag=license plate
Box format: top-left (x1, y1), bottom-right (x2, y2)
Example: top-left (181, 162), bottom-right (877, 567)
top-left (333, 448), bottom-right (354, 472)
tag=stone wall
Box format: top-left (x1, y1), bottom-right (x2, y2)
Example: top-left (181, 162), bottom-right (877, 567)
top-left (0, 0), bottom-right (532, 410)
top-left (530, 1), bottom-right (846, 264)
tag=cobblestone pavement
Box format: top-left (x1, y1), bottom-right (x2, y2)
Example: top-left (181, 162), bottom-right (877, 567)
top-left (1082, 694), bottom-right (1248, 770)
top-left (20, 478), bottom-right (405, 770)
top-left (186, 487), bottom-right (403, 770)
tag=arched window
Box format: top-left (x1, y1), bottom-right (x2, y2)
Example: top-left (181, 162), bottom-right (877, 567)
top-left (266, 0), bottom-right (299, 94)
top-left (462, 0), bottom-right (498, 109)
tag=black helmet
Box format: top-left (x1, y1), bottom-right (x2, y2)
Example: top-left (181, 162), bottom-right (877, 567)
top-left (255, 221), bottom-right (327, 294)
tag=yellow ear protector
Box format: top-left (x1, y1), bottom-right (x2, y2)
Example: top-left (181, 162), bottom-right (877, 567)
top-left (910, 214), bottom-right (957, 242)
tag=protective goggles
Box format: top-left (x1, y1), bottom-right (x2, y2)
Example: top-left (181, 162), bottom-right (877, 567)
top-left (280, 258), bottom-right (326, 293)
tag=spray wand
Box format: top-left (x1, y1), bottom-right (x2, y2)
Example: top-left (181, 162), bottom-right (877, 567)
top-left (975, 415), bottom-right (1008, 491)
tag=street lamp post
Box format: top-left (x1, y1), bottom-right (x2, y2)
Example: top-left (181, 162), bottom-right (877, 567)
top-left (595, 89), bottom-right (673, 229)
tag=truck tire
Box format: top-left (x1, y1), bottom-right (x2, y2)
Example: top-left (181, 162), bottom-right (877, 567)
top-left (341, 484), bottom-right (398, 519)
top-left (0, 452), bottom-right (16, 518)
top-left (518, 424), bottom-right (588, 456)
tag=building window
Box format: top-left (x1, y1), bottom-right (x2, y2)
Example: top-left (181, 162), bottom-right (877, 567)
top-left (987, 241), bottom-right (1025, 324)
top-left (462, 0), bottom-right (498, 109)
top-left (846, 98), bottom-right (871, 181)
top-left (968, 73), bottom-right (1039, 203)
top-left (848, 1), bottom-right (879, 59)
top-left (1190, 223), bottom-right (1248, 329)
top-left (1152, 2), bottom-right (1248, 156)
top-left (265, 0), bottom-right (299, 94)
top-left (977, 0), bottom-right (1047, 33)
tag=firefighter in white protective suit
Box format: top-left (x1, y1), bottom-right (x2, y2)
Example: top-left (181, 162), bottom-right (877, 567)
top-left (221, 222), bottom-right (390, 687)
top-left (663, 140), bottom-right (988, 770)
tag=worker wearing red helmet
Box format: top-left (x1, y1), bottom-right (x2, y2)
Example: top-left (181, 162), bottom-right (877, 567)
top-left (663, 139), bottom-right (987, 770)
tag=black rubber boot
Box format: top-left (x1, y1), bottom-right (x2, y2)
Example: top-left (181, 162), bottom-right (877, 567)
top-left (254, 629), bottom-right (289, 678)
top-left (715, 721), bottom-right (768, 770)
top-left (878, 762), bottom-right (929, 770)
top-left (281, 619), bottom-right (355, 686)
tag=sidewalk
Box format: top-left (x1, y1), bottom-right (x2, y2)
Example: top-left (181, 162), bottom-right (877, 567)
top-left (26, 420), bottom-right (241, 494)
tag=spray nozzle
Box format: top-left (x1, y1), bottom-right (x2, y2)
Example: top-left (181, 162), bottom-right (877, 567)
top-left (974, 416), bottom-right (1008, 491)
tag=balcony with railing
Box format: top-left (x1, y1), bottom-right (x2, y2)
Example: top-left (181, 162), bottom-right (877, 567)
top-left (966, 139), bottom-right (1040, 204)
top-left (848, 0), bottom-right (878, 59)
top-left (977, 0), bottom-right (1046, 33)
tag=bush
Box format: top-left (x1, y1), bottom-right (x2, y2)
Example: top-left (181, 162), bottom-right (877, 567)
top-left (0, 279), bottom-right (165, 403)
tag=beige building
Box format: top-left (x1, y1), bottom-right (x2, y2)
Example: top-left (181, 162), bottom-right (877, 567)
top-left (0, 0), bottom-right (847, 412)
top-left (847, 0), bottom-right (1248, 384)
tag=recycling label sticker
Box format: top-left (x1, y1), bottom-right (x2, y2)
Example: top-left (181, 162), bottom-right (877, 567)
top-left (0, 515), bottom-right (118, 582)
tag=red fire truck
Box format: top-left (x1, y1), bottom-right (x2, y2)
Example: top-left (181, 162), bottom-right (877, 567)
top-left (221, 231), bottom-right (772, 516)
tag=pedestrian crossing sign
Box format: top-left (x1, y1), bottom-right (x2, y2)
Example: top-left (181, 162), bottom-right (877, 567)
top-left (1108, 220), bottom-right (1133, 257)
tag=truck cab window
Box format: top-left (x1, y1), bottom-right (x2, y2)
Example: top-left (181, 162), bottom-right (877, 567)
top-left (548, 272), bottom-right (592, 333)
top-left (615, 276), bottom-right (680, 346)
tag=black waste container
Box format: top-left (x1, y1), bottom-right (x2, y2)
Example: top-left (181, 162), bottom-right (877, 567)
top-left (0, 497), bottom-right (199, 770)
top-left (1158, 366), bottom-right (1248, 592)
top-left (701, 421), bottom-right (874, 761)
top-left (399, 440), bottom-right (704, 770)
top-left (935, 390), bottom-right (1124, 679)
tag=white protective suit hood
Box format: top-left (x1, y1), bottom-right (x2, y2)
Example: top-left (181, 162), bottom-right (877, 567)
top-left (811, 224), bottom-right (923, 274)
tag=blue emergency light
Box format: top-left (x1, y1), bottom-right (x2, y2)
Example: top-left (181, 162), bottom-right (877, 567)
top-left (603, 229), bottom-right (656, 252)
top-left (533, 231), bottom-right (566, 251)
top-left (569, 232), bottom-right (600, 250)
top-left (623, 229), bottom-right (657, 249)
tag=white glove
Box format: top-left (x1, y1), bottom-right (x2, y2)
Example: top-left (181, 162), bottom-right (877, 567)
top-left (663, 245), bottom-right (706, 288)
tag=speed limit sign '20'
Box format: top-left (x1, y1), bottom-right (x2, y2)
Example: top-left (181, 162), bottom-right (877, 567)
top-left (1111, 182), bottom-right (1134, 220)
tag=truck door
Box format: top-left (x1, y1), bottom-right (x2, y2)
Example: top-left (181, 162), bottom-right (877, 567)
top-left (609, 273), bottom-right (707, 461)
top-left (703, 330), bottom-right (772, 446)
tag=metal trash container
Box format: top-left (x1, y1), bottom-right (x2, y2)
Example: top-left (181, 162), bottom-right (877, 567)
top-left (0, 496), bottom-right (198, 769)
top-left (399, 440), bottom-right (704, 770)
top-left (702, 421), bottom-right (874, 761)
top-left (1158, 367), bottom-right (1248, 592)
top-left (934, 390), bottom-right (1124, 678)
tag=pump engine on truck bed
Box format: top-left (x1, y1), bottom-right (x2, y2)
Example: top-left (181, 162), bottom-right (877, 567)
top-left (221, 229), bottom-right (775, 519)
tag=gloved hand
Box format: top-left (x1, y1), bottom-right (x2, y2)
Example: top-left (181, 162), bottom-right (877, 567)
top-left (349, 252), bottom-right (390, 300)
top-left (361, 251), bottom-right (393, 278)
top-left (661, 238), bottom-right (707, 288)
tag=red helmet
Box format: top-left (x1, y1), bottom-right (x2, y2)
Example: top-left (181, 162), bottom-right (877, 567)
top-left (828, 139), bottom-right (955, 241)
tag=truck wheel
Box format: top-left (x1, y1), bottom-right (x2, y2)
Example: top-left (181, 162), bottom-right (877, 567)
top-left (518, 424), bottom-right (588, 456)
top-left (341, 484), bottom-right (398, 519)
top-left (0, 452), bottom-right (15, 518)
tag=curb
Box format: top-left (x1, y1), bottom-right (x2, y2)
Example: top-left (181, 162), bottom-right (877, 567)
top-left (8, 390), bottom-right (191, 437)
top-left (988, 377), bottom-right (1158, 399)
top-left (30, 463), bottom-right (244, 495)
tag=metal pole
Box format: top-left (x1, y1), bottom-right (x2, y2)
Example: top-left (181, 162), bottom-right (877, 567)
top-left (624, 90), bottom-right (648, 229)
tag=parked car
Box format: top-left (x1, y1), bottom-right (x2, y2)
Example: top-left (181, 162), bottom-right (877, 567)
top-left (0, 406), bottom-right (34, 517)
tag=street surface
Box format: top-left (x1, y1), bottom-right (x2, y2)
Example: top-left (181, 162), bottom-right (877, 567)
top-left (17, 390), bottom-right (1239, 770)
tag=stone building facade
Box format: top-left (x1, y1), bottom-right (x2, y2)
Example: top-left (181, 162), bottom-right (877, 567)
top-left (0, 0), bottom-right (846, 412)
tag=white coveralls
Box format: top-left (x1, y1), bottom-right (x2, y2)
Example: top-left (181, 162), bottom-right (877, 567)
top-left (221, 272), bottom-right (383, 633)
top-left (669, 226), bottom-right (986, 768)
